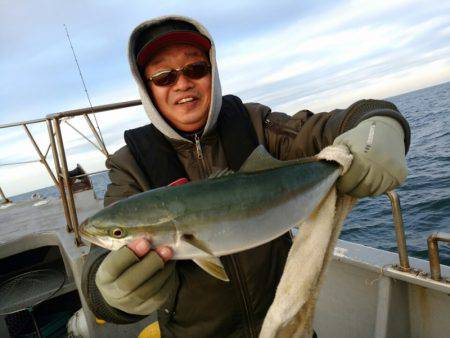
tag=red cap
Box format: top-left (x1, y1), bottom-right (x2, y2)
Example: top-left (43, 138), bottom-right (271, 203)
top-left (137, 31), bottom-right (211, 68)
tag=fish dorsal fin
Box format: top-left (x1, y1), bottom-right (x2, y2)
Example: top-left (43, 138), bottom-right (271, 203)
top-left (239, 145), bottom-right (319, 173)
top-left (193, 257), bottom-right (230, 282)
top-left (239, 145), bottom-right (291, 173)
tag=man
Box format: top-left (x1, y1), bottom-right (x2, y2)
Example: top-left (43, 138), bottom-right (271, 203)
top-left (82, 15), bottom-right (409, 338)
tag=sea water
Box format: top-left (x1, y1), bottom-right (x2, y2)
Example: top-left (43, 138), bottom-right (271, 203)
top-left (8, 82), bottom-right (450, 265)
top-left (342, 82), bottom-right (450, 265)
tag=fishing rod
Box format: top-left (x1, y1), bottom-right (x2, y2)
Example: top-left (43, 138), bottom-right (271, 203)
top-left (63, 24), bottom-right (105, 146)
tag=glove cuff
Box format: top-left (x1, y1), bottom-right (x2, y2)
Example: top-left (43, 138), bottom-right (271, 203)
top-left (340, 100), bottom-right (411, 153)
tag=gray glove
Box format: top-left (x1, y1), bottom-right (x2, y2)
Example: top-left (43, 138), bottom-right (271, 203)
top-left (334, 116), bottom-right (408, 197)
top-left (96, 246), bottom-right (178, 315)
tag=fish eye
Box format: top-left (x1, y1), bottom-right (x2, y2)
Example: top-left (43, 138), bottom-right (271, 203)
top-left (111, 228), bottom-right (125, 238)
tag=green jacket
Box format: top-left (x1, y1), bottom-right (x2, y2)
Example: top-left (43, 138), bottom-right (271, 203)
top-left (82, 99), bottom-right (410, 338)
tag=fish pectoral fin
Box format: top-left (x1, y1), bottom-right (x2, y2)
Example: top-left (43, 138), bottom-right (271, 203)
top-left (193, 257), bottom-right (230, 282)
top-left (181, 234), bottom-right (229, 281)
top-left (181, 234), bottom-right (214, 255)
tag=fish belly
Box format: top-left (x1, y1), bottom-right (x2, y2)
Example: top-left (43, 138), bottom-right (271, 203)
top-left (172, 169), bottom-right (339, 259)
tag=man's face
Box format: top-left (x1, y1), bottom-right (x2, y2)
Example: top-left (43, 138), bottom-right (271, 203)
top-left (144, 44), bottom-right (212, 132)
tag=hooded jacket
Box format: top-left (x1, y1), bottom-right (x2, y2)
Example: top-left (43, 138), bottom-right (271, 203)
top-left (128, 15), bottom-right (223, 143)
top-left (81, 15), bottom-right (411, 338)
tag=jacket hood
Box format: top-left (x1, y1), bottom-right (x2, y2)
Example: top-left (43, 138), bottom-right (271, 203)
top-left (128, 15), bottom-right (222, 142)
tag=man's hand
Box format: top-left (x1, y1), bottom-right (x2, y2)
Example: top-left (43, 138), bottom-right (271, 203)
top-left (333, 116), bottom-right (408, 197)
top-left (95, 239), bottom-right (178, 315)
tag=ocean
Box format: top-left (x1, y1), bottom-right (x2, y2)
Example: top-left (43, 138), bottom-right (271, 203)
top-left (8, 82), bottom-right (450, 265)
top-left (341, 82), bottom-right (450, 265)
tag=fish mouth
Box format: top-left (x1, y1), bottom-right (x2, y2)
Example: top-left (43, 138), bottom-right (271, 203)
top-left (79, 219), bottom-right (114, 249)
top-left (79, 229), bottom-right (105, 247)
top-left (80, 231), bottom-right (124, 251)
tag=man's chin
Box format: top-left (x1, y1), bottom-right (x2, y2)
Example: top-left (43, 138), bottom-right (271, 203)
top-left (178, 122), bottom-right (206, 132)
top-left (173, 112), bottom-right (208, 132)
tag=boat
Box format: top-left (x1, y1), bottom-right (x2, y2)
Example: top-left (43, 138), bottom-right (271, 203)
top-left (0, 101), bottom-right (448, 338)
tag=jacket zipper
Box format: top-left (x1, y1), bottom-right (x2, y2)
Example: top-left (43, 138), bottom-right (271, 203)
top-left (194, 133), bottom-right (209, 178)
top-left (193, 134), bottom-right (254, 336)
top-left (229, 255), bottom-right (256, 338)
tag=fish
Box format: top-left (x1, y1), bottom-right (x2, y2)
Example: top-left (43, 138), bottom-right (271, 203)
top-left (79, 145), bottom-right (340, 281)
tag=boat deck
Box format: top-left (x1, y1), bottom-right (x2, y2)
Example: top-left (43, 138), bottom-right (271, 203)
top-left (0, 191), bottom-right (101, 246)
top-left (0, 191), bottom-right (449, 338)
top-left (0, 191), bottom-right (153, 337)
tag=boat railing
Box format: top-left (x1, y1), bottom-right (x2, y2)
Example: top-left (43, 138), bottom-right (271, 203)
top-left (0, 116), bottom-right (53, 205)
top-left (0, 100), bottom-right (141, 245)
top-left (0, 101), bottom-right (448, 283)
top-left (46, 100), bottom-right (142, 245)
top-left (386, 191), bottom-right (449, 282)
top-left (427, 232), bottom-right (450, 281)
top-left (0, 187), bottom-right (11, 204)
top-left (386, 191), bottom-right (411, 272)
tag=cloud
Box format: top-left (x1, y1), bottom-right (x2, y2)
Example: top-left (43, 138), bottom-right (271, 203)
top-left (216, 0), bottom-right (450, 112)
top-left (1, 0), bottom-right (449, 195)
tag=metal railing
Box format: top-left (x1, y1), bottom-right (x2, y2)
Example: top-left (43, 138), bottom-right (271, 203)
top-left (387, 191), bottom-right (449, 282)
top-left (427, 232), bottom-right (450, 281)
top-left (47, 99), bottom-right (142, 245)
top-left (0, 99), bottom-right (142, 245)
top-left (0, 186), bottom-right (11, 204)
top-left (0, 116), bottom-right (61, 209)
top-left (386, 191), bottom-right (411, 272)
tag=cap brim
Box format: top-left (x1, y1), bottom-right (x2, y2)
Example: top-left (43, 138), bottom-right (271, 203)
top-left (137, 31), bottom-right (211, 67)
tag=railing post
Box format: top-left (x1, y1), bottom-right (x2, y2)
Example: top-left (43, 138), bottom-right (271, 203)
top-left (53, 118), bottom-right (82, 246)
top-left (427, 232), bottom-right (450, 281)
top-left (46, 119), bottom-right (73, 233)
top-left (386, 191), bottom-right (410, 272)
top-left (0, 186), bottom-right (11, 204)
top-left (22, 124), bottom-right (59, 187)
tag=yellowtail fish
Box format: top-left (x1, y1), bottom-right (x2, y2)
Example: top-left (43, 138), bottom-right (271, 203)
top-left (79, 145), bottom-right (340, 281)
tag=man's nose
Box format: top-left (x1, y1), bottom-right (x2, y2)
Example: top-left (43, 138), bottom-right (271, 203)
top-left (173, 73), bottom-right (194, 91)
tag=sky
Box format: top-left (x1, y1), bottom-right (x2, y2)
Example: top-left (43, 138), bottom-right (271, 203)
top-left (1, 0), bottom-right (449, 196)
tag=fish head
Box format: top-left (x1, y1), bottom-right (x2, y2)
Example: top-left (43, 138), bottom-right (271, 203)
top-left (79, 214), bottom-right (138, 251)
top-left (79, 190), bottom-right (182, 250)
top-left (79, 200), bottom-right (175, 250)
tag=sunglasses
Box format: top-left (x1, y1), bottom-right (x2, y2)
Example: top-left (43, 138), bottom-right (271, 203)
top-left (147, 61), bottom-right (211, 87)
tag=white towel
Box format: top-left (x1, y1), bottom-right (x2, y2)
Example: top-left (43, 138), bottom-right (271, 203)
top-left (260, 145), bottom-right (357, 338)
